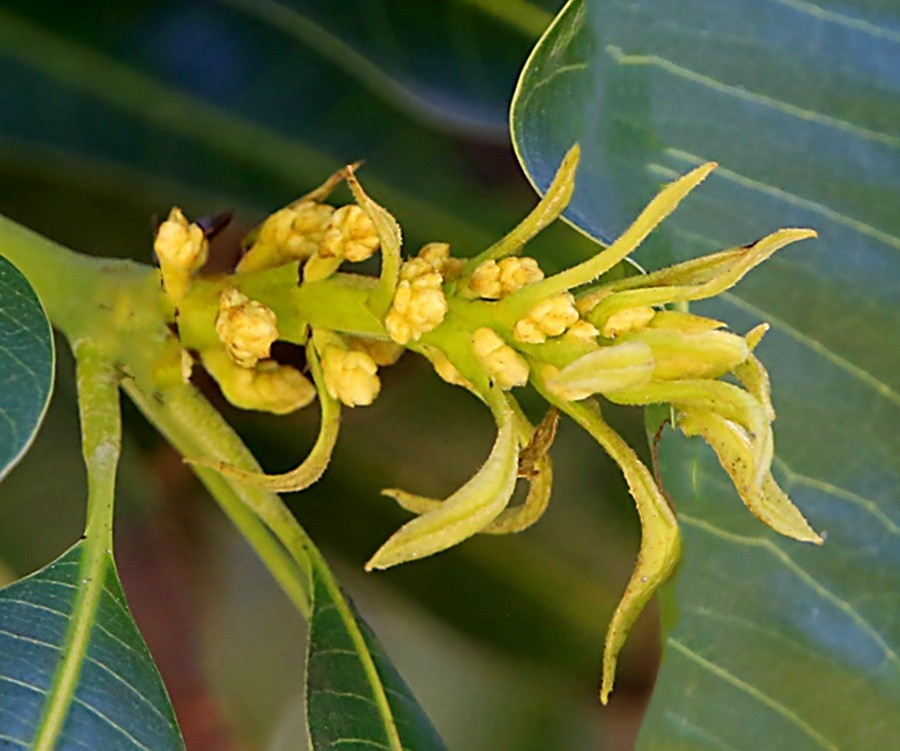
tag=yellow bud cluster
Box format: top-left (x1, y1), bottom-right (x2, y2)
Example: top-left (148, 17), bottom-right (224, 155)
top-left (472, 328), bottom-right (530, 390)
top-left (385, 258), bottom-right (448, 345)
top-left (319, 205), bottom-right (380, 262)
top-left (513, 292), bottom-right (580, 344)
top-left (417, 242), bottom-right (465, 281)
top-left (320, 344), bottom-right (381, 407)
top-left (154, 207), bottom-right (209, 302)
top-left (215, 288), bottom-right (279, 369)
top-left (237, 202), bottom-right (335, 273)
top-left (345, 337), bottom-right (405, 367)
top-left (465, 257), bottom-right (544, 299)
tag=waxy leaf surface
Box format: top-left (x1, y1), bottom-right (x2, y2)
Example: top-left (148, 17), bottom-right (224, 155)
top-left (0, 255), bottom-right (53, 482)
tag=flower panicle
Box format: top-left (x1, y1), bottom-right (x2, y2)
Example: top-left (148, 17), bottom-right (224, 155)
top-left (156, 148), bottom-right (820, 705)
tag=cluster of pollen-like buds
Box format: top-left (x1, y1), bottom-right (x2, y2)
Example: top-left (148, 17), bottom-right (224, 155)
top-left (238, 201), bottom-right (335, 273)
top-left (384, 255), bottom-right (449, 345)
top-left (215, 288), bottom-right (279, 369)
top-left (154, 207), bottom-right (208, 302)
top-left (315, 330), bottom-right (381, 407)
top-left (155, 145), bottom-right (822, 706)
top-left (472, 328), bottom-right (530, 390)
top-left (464, 256), bottom-right (544, 299)
top-left (512, 292), bottom-right (580, 343)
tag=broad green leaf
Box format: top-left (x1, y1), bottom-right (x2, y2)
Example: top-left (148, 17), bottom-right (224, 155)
top-left (0, 255), bottom-right (53, 482)
top-left (306, 559), bottom-right (447, 751)
top-left (513, 0), bottom-right (899, 746)
top-left (0, 542), bottom-right (184, 750)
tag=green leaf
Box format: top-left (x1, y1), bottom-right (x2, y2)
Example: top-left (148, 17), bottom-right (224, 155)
top-left (214, 0), bottom-right (548, 136)
top-left (512, 0), bottom-right (900, 746)
top-left (306, 559), bottom-right (447, 751)
top-left (0, 254), bottom-right (53, 482)
top-left (0, 542), bottom-right (185, 750)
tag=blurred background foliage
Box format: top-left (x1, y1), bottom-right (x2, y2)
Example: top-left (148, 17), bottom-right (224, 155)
top-left (0, 1), bottom-right (654, 749)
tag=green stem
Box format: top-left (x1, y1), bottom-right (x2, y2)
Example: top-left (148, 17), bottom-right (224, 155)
top-left (124, 380), bottom-right (406, 748)
top-left (32, 343), bottom-right (122, 750)
top-left (122, 380), bottom-right (314, 619)
top-left (0, 214), bottom-right (148, 340)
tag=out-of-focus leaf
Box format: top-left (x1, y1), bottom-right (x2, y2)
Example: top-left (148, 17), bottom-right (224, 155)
top-left (215, 0), bottom-right (552, 137)
top-left (0, 255), bottom-right (53, 482)
top-left (513, 0), bottom-right (899, 746)
top-left (0, 542), bottom-right (184, 750)
top-left (306, 557), bottom-right (447, 750)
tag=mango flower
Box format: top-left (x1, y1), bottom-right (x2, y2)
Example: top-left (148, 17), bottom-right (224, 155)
top-left (162, 144), bottom-right (822, 705)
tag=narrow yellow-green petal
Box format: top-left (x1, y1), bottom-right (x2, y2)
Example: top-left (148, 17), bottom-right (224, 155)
top-left (606, 378), bottom-right (772, 490)
top-left (621, 328), bottom-right (750, 381)
top-left (533, 373), bottom-right (681, 704)
top-left (679, 409), bottom-right (821, 544)
top-left (190, 342), bottom-right (341, 491)
top-left (384, 404), bottom-right (557, 536)
top-left (506, 162), bottom-right (717, 312)
top-left (582, 229), bottom-right (815, 325)
top-left (734, 351), bottom-right (775, 422)
top-left (366, 390), bottom-right (518, 570)
top-left (544, 341), bottom-right (656, 401)
top-left (463, 144), bottom-right (580, 273)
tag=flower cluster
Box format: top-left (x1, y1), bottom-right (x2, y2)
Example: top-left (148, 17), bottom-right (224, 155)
top-left (156, 146), bottom-right (821, 703)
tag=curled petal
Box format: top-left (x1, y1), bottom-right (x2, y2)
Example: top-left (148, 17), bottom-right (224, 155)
top-left (581, 228), bottom-right (815, 325)
top-left (191, 342), bottom-right (341, 492)
top-left (679, 409), bottom-right (821, 544)
top-left (544, 341), bottom-right (656, 401)
top-left (605, 379), bottom-right (773, 491)
top-left (343, 168), bottom-right (404, 319)
top-left (384, 404), bottom-right (557, 536)
top-left (366, 390), bottom-right (518, 570)
top-left (505, 161), bottom-right (717, 313)
top-left (462, 144), bottom-right (580, 274)
top-left (535, 380), bottom-right (681, 705)
top-left (734, 353), bottom-right (775, 422)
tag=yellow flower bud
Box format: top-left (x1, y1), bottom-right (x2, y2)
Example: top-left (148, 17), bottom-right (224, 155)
top-left (418, 242), bottom-right (465, 280)
top-left (237, 202), bottom-right (335, 273)
top-left (421, 346), bottom-right (474, 390)
top-left (466, 259), bottom-right (503, 299)
top-left (320, 342), bottom-right (381, 407)
top-left (464, 256), bottom-right (544, 299)
top-left (498, 257), bottom-right (544, 294)
top-left (215, 287), bottom-right (279, 368)
top-left (346, 336), bottom-right (405, 367)
top-left (512, 293), bottom-right (580, 343)
top-left (201, 350), bottom-right (316, 415)
top-left (600, 306), bottom-right (656, 338)
top-left (154, 207), bottom-right (208, 302)
top-left (472, 328), bottom-right (530, 390)
top-left (385, 258), bottom-right (448, 344)
top-left (564, 320), bottom-right (600, 341)
top-left (319, 204), bottom-right (380, 262)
